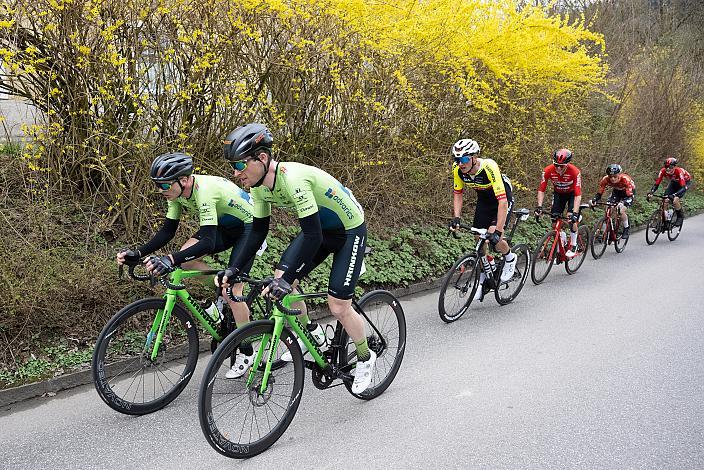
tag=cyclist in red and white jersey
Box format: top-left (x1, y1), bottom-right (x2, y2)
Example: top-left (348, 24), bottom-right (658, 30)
top-left (647, 157), bottom-right (693, 226)
top-left (535, 148), bottom-right (582, 258)
top-left (589, 164), bottom-right (636, 239)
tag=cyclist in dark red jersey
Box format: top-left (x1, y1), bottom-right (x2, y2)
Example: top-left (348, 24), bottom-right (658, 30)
top-left (589, 164), bottom-right (636, 239)
top-left (647, 157), bottom-right (692, 226)
top-left (535, 148), bottom-right (582, 258)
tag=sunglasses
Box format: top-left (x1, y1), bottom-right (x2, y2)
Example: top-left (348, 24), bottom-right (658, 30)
top-left (155, 181), bottom-right (175, 191)
top-left (554, 163), bottom-right (567, 168)
top-left (229, 160), bottom-right (249, 171)
top-left (454, 155), bottom-right (473, 164)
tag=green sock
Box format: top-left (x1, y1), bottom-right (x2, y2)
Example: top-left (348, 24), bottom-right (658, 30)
top-left (355, 338), bottom-right (370, 362)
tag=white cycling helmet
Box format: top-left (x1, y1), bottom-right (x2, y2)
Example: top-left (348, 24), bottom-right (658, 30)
top-left (452, 139), bottom-right (480, 160)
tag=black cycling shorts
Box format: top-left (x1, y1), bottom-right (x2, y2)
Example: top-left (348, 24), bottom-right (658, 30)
top-left (472, 184), bottom-right (514, 230)
top-left (193, 223), bottom-right (255, 276)
top-left (278, 223), bottom-right (367, 300)
top-left (664, 180), bottom-right (691, 198)
top-left (608, 189), bottom-right (634, 208)
top-left (551, 192), bottom-right (575, 217)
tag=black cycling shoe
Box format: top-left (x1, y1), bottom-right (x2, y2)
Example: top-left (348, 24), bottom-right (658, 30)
top-left (621, 227), bottom-right (630, 240)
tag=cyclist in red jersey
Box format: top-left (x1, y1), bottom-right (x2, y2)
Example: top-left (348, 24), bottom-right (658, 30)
top-left (535, 148), bottom-right (582, 258)
top-left (589, 164), bottom-right (636, 239)
top-left (647, 157), bottom-right (693, 226)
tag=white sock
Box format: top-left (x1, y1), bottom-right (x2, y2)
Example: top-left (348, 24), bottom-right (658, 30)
top-left (623, 219), bottom-right (629, 228)
top-left (479, 272), bottom-right (486, 284)
top-left (504, 252), bottom-right (516, 262)
top-left (570, 232), bottom-right (577, 246)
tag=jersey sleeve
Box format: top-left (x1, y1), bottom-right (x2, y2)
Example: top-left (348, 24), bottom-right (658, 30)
top-left (654, 168), bottom-right (665, 186)
top-left (452, 163), bottom-right (464, 194)
top-left (677, 168), bottom-right (687, 186)
top-left (165, 200), bottom-right (182, 220)
top-left (538, 167), bottom-right (549, 192)
top-left (573, 167), bottom-right (582, 196)
top-left (625, 175), bottom-right (635, 196)
top-left (485, 160), bottom-right (506, 200)
top-left (251, 187), bottom-right (272, 218)
top-left (597, 176), bottom-right (608, 195)
top-left (195, 185), bottom-right (218, 226)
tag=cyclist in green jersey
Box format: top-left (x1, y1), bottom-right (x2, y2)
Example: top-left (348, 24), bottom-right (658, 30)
top-left (116, 152), bottom-right (260, 378)
top-left (218, 123), bottom-right (376, 393)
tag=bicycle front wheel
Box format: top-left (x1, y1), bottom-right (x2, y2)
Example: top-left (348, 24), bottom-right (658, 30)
top-left (198, 321), bottom-right (305, 459)
top-left (495, 244), bottom-right (530, 305)
top-left (668, 212), bottom-right (683, 241)
top-left (645, 210), bottom-right (661, 245)
top-left (91, 298), bottom-right (199, 415)
top-left (565, 225), bottom-right (589, 274)
top-left (438, 253), bottom-right (480, 322)
top-left (531, 231), bottom-right (557, 285)
top-left (614, 221), bottom-right (628, 253)
top-left (590, 218), bottom-right (608, 259)
top-left (342, 290), bottom-right (406, 400)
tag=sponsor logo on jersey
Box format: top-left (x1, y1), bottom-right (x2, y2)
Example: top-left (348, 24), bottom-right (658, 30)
top-left (324, 187), bottom-right (355, 220)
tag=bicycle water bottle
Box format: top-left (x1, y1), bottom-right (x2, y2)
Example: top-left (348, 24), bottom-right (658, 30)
top-left (487, 255), bottom-right (496, 273)
top-left (666, 209), bottom-right (673, 221)
top-left (560, 231), bottom-right (567, 247)
top-left (204, 301), bottom-right (223, 323)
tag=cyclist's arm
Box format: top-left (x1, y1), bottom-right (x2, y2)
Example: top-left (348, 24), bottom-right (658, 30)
top-left (494, 199), bottom-right (508, 233)
top-left (597, 176), bottom-right (608, 196)
top-left (537, 168), bottom-right (548, 206)
top-left (537, 190), bottom-right (545, 207)
top-left (228, 216), bottom-right (269, 273)
top-left (651, 168), bottom-right (665, 193)
top-left (677, 169), bottom-right (687, 187)
top-left (452, 191), bottom-right (463, 218)
top-left (573, 168), bottom-right (582, 197)
top-left (137, 218), bottom-right (179, 256)
top-left (280, 214), bottom-right (323, 284)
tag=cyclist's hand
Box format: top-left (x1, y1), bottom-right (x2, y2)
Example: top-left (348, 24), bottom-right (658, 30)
top-left (265, 277), bottom-right (292, 300)
top-left (216, 268), bottom-right (238, 288)
top-left (646, 192), bottom-right (652, 202)
top-left (448, 217), bottom-right (461, 232)
top-left (589, 199), bottom-right (596, 207)
top-left (667, 194), bottom-right (676, 202)
top-left (487, 231), bottom-right (501, 249)
top-left (534, 206), bottom-right (543, 217)
top-left (117, 249), bottom-right (141, 267)
top-left (146, 255), bottom-right (174, 276)
top-left (569, 213), bottom-right (579, 224)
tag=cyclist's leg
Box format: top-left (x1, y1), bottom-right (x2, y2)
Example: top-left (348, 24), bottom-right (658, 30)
top-left (225, 224), bottom-right (254, 328)
top-left (326, 224), bottom-right (369, 356)
top-left (564, 193), bottom-right (579, 247)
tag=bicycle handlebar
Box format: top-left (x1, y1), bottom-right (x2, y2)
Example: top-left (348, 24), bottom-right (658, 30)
top-left (224, 278), bottom-right (302, 316)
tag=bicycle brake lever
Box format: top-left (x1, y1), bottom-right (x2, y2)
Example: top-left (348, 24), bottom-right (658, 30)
top-left (118, 264), bottom-right (124, 279)
top-left (149, 273), bottom-right (157, 288)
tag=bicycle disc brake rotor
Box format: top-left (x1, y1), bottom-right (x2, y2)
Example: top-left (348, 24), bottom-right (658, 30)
top-left (248, 377), bottom-right (274, 406)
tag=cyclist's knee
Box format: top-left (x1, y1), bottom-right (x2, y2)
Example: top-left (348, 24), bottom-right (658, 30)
top-left (327, 295), bottom-right (353, 317)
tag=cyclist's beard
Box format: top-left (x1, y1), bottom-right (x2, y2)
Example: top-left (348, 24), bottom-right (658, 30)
top-left (250, 159), bottom-right (270, 188)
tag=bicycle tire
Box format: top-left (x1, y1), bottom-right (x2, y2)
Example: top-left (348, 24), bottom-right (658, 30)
top-left (341, 290), bottom-right (406, 400)
top-left (92, 297), bottom-right (199, 415)
top-left (438, 253), bottom-right (480, 322)
top-left (531, 231), bottom-right (557, 285)
top-left (565, 225), bottom-right (589, 274)
top-left (614, 220), bottom-right (628, 253)
top-left (495, 244), bottom-right (530, 305)
top-left (198, 321), bottom-right (305, 459)
top-left (645, 210), bottom-right (661, 245)
top-left (590, 218), bottom-right (609, 259)
top-left (667, 213), bottom-right (683, 241)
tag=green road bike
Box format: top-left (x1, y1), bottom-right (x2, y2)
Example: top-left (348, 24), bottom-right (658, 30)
top-left (198, 278), bottom-right (406, 458)
top-left (92, 263), bottom-right (263, 415)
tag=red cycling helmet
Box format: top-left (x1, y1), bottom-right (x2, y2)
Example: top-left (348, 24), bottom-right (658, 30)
top-left (553, 148), bottom-right (573, 165)
top-left (664, 157), bottom-right (677, 168)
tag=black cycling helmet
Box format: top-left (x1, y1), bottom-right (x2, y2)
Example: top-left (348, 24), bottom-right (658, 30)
top-left (150, 152), bottom-right (193, 182)
top-left (664, 157), bottom-right (677, 168)
top-left (552, 148), bottom-right (573, 164)
top-left (606, 164), bottom-right (622, 175)
top-left (223, 123), bottom-right (273, 162)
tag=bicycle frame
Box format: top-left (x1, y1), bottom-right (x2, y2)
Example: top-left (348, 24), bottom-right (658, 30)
top-left (542, 217), bottom-right (569, 262)
top-left (246, 291), bottom-right (376, 394)
top-left (600, 204), bottom-right (621, 243)
top-left (147, 268), bottom-right (223, 361)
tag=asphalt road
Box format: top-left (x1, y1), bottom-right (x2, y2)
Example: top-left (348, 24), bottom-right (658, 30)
top-left (2, 215), bottom-right (703, 470)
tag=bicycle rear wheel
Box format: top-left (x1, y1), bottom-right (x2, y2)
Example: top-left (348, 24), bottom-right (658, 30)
top-left (531, 231), bottom-right (557, 285)
top-left (668, 212), bottom-right (683, 241)
top-left (198, 321), bottom-right (304, 459)
top-left (341, 290), bottom-right (406, 400)
top-left (565, 225), bottom-right (589, 274)
top-left (495, 244), bottom-right (530, 305)
top-left (645, 210), bottom-right (661, 245)
top-left (438, 253), bottom-right (480, 322)
top-left (91, 298), bottom-right (199, 415)
top-left (590, 218), bottom-right (608, 259)
top-left (614, 220), bottom-right (628, 253)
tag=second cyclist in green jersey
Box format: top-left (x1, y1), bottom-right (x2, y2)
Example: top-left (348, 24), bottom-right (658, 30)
top-left (219, 123), bottom-right (375, 394)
